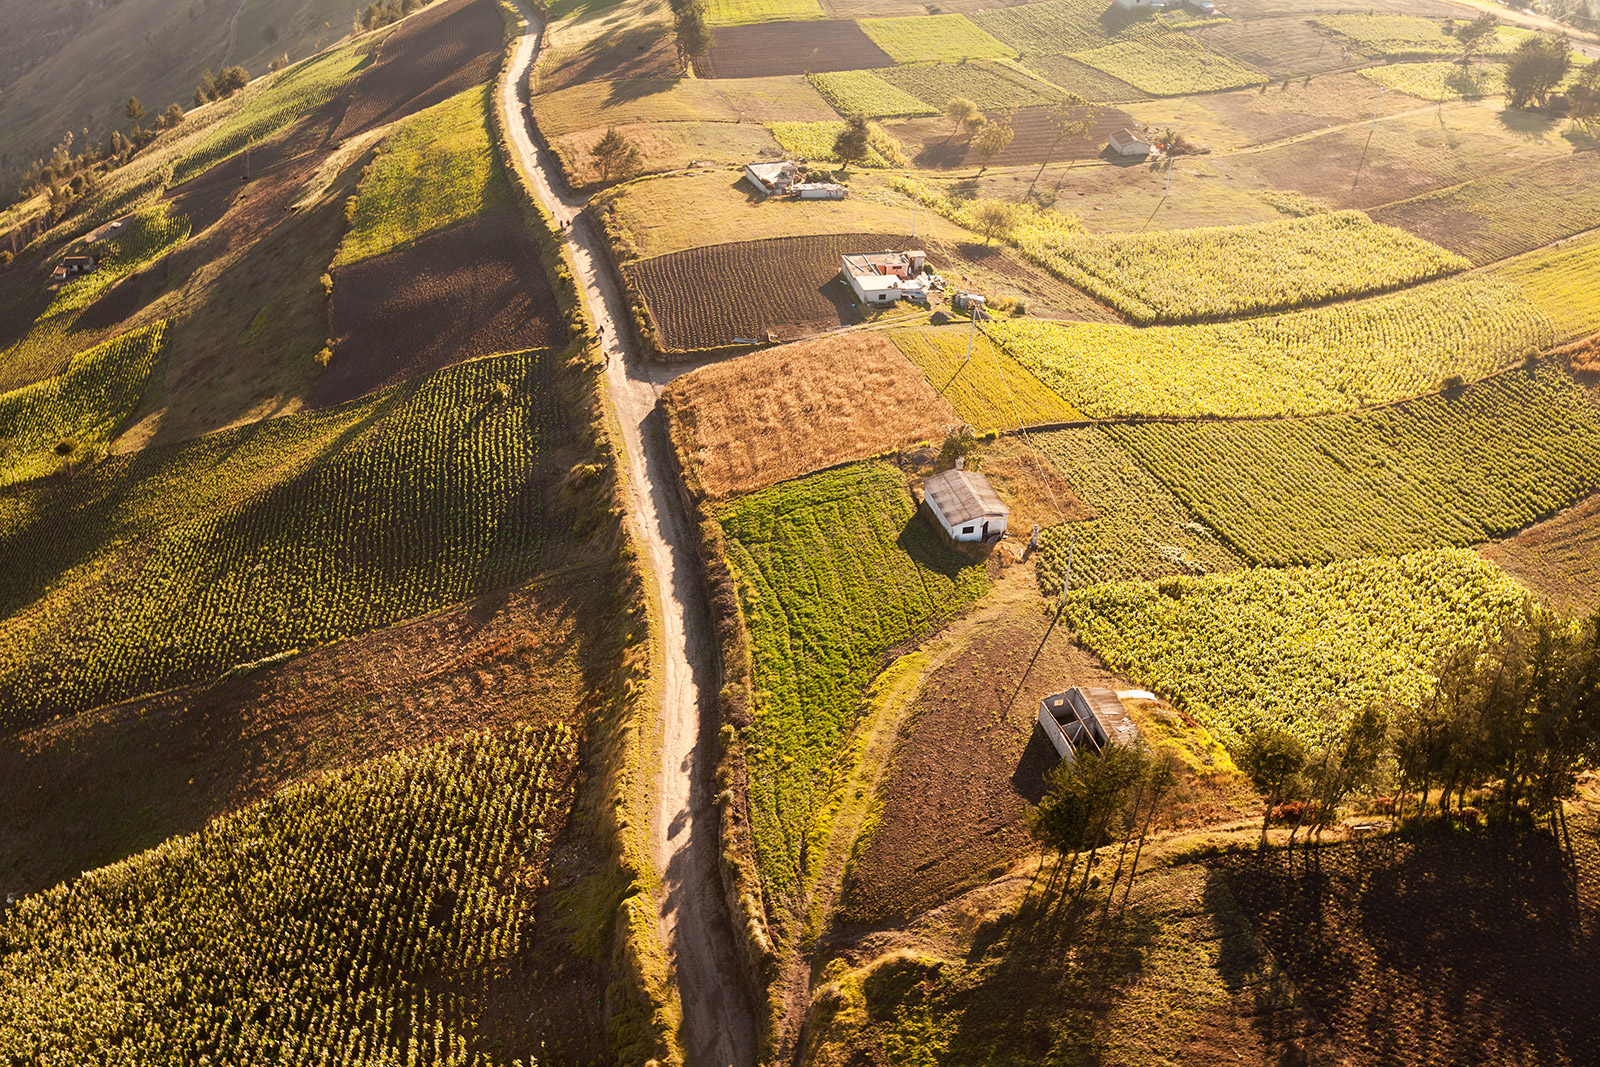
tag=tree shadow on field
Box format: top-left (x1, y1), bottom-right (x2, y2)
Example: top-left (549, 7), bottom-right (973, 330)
top-left (897, 508), bottom-right (973, 582)
top-left (1494, 106), bottom-right (1562, 142)
top-left (602, 77), bottom-right (678, 108)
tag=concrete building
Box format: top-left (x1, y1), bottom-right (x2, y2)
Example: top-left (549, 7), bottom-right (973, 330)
top-left (922, 467), bottom-right (1008, 543)
top-left (744, 160), bottom-right (799, 196)
top-left (1037, 687), bottom-right (1142, 764)
top-left (840, 249), bottom-right (927, 305)
top-left (795, 182), bottom-right (847, 199)
top-left (1108, 128), bottom-right (1154, 157)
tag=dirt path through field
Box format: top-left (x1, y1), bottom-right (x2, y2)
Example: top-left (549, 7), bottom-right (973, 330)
top-left (499, 7), bottom-right (758, 1066)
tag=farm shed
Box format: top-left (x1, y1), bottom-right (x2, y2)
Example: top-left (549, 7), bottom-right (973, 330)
top-left (922, 467), bottom-right (1008, 542)
top-left (841, 249), bottom-right (928, 305)
top-left (1108, 128), bottom-right (1153, 157)
top-left (796, 182), bottom-right (848, 200)
top-left (745, 160), bottom-right (799, 196)
top-left (1113, 0), bottom-right (1167, 8)
top-left (1037, 687), bottom-right (1142, 764)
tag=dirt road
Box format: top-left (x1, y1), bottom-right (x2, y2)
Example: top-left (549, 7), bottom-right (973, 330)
top-left (498, 7), bottom-right (758, 1066)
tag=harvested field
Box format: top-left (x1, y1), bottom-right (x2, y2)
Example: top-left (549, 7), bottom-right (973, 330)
top-left (531, 75), bottom-right (836, 137)
top-left (892, 104), bottom-right (1135, 168)
top-left (931, 240), bottom-right (1123, 321)
top-left (319, 209), bottom-right (564, 406)
top-left (1018, 54), bottom-right (1150, 101)
top-left (1481, 492), bottom-right (1600, 617)
top-left (1201, 16), bottom-right (1368, 76)
top-left (878, 59), bottom-right (1068, 110)
top-left (701, 20), bottom-right (893, 78)
top-left (552, 121), bottom-right (783, 187)
top-left (662, 333), bottom-right (955, 498)
top-left (624, 231), bottom-right (913, 350)
top-left (335, 0), bottom-right (504, 137)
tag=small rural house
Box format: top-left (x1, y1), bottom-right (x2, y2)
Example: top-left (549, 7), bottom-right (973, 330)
top-left (840, 249), bottom-right (928, 305)
top-left (745, 160), bottom-right (799, 196)
top-left (922, 466), bottom-right (1008, 543)
top-left (794, 181), bottom-right (847, 200)
top-left (1037, 687), bottom-right (1142, 764)
top-left (1108, 128), bottom-right (1153, 157)
top-left (49, 255), bottom-right (97, 283)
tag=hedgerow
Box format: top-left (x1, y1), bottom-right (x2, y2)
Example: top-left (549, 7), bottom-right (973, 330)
top-left (1107, 367), bottom-right (1600, 567)
top-left (1065, 548), bottom-right (1530, 749)
top-left (0, 723), bottom-right (578, 1064)
top-left (717, 463), bottom-right (990, 914)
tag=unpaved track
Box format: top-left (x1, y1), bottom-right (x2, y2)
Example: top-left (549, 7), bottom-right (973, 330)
top-left (499, 7), bottom-right (758, 1065)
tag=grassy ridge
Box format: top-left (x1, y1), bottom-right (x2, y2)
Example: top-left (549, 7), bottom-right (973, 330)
top-left (1108, 367), bottom-right (1600, 567)
top-left (0, 321), bottom-right (167, 488)
top-left (718, 463), bottom-right (990, 912)
top-left (0, 349), bottom-right (576, 730)
top-left (336, 86), bottom-right (510, 266)
top-left (988, 272), bottom-right (1553, 418)
top-left (0, 723), bottom-right (577, 1064)
top-left (1066, 549), bottom-right (1530, 748)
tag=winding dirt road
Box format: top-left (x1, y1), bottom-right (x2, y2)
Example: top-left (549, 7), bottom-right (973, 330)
top-left (498, 6), bottom-right (758, 1065)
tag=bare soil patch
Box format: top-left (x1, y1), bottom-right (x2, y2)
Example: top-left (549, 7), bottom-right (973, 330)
top-left (701, 20), bottom-right (894, 78)
top-left (317, 207), bottom-right (564, 407)
top-left (663, 332), bottom-right (955, 499)
top-left (336, 0), bottom-right (504, 137)
top-left (1202, 16), bottom-right (1365, 76)
top-left (538, 25), bottom-right (677, 92)
top-left (1479, 490), bottom-right (1600, 618)
top-left (892, 105), bottom-right (1134, 168)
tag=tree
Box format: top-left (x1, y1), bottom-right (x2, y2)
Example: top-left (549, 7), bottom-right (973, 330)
top-left (124, 96), bottom-right (145, 123)
top-left (163, 103), bottom-right (185, 129)
top-left (1236, 726), bottom-right (1308, 850)
top-left (590, 127), bottom-right (642, 183)
top-left (1504, 33), bottom-right (1571, 109)
top-left (195, 68), bottom-right (217, 106)
top-left (963, 112), bottom-right (987, 140)
top-left (1455, 11), bottom-right (1499, 65)
top-left (972, 112), bottom-right (1015, 168)
top-left (969, 198), bottom-right (1016, 244)
top-left (1025, 98), bottom-right (1094, 200)
top-left (673, 1), bottom-right (711, 69)
top-left (944, 96), bottom-right (979, 135)
top-left (833, 114), bottom-right (872, 172)
top-left (1569, 60), bottom-right (1600, 129)
top-left (217, 65), bottom-right (251, 95)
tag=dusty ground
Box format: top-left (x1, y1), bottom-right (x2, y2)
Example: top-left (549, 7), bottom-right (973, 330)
top-left (336, 0), bottom-right (505, 137)
top-left (889, 106), bottom-right (1137, 169)
top-left (662, 331), bottom-right (957, 499)
top-left (701, 20), bottom-right (894, 78)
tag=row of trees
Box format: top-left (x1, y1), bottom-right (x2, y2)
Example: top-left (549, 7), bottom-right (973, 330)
top-left (193, 65), bottom-right (251, 108)
top-left (1502, 29), bottom-right (1600, 117)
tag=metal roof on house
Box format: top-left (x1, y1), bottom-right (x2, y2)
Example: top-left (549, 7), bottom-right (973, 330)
top-left (1108, 128), bottom-right (1151, 149)
top-left (923, 469), bottom-right (1008, 526)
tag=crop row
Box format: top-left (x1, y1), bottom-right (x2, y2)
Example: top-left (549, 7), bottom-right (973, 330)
top-left (1068, 34), bottom-right (1262, 96)
top-left (717, 462), bottom-right (991, 910)
top-left (0, 723), bottom-right (577, 1064)
top-left (970, 0), bottom-right (1223, 57)
top-left (0, 348), bottom-right (574, 731)
top-left (859, 14), bottom-right (1016, 64)
top-left (1310, 14), bottom-right (1531, 60)
top-left (986, 271), bottom-right (1555, 419)
top-left (1107, 366), bottom-right (1600, 567)
top-left (768, 121), bottom-right (908, 168)
top-left (877, 59), bottom-right (1070, 111)
top-left (890, 325), bottom-right (1077, 432)
top-left (807, 70), bottom-right (937, 119)
top-left (1496, 230), bottom-right (1600, 342)
top-left (1030, 427), bottom-right (1243, 590)
top-left (1065, 548), bottom-right (1531, 749)
top-left (0, 320), bottom-right (168, 488)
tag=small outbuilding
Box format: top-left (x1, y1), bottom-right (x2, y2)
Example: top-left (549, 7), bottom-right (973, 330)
top-left (922, 467), bottom-right (1008, 543)
top-left (795, 181), bottom-right (847, 200)
top-left (1108, 128), bottom-right (1153, 157)
top-left (1037, 687), bottom-right (1142, 764)
top-left (840, 249), bottom-right (928, 305)
top-left (745, 160), bottom-right (799, 196)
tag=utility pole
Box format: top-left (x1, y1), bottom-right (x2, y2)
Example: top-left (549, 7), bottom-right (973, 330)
top-left (1003, 539), bottom-right (1074, 722)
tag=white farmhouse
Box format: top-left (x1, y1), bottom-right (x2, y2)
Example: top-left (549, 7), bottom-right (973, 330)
top-left (744, 160), bottom-right (799, 196)
top-left (921, 467), bottom-right (1008, 543)
top-left (839, 249), bottom-right (927, 305)
top-left (1108, 128), bottom-right (1153, 157)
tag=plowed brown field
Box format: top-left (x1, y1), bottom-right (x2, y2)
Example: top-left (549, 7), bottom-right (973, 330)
top-left (336, 0), bottom-right (504, 136)
top-left (701, 20), bottom-right (894, 78)
top-left (891, 105), bottom-right (1134, 168)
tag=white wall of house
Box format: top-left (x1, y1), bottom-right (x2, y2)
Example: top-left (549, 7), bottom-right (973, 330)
top-left (926, 496), bottom-right (1007, 542)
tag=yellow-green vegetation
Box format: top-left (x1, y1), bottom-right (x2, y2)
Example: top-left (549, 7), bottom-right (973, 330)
top-left (170, 40), bottom-right (374, 186)
top-left (0, 204), bottom-right (191, 394)
top-left (1497, 232), bottom-right (1600, 341)
top-left (1311, 14), bottom-right (1531, 59)
top-left (0, 322), bottom-right (167, 488)
top-left (531, 75), bottom-right (836, 138)
top-left (890, 325), bottom-right (1077, 432)
top-left (1065, 549), bottom-right (1530, 748)
top-left (1032, 427), bottom-right (1242, 589)
top-left (859, 15), bottom-right (1016, 63)
top-left (336, 87), bottom-right (509, 266)
top-left (971, 0), bottom-right (1223, 56)
top-left (878, 59), bottom-right (1070, 110)
top-left (808, 70), bottom-right (938, 118)
top-left (704, 0), bottom-right (825, 23)
top-left (1018, 211), bottom-right (1470, 324)
top-left (988, 272), bottom-right (1555, 418)
top-left (1107, 367), bottom-right (1600, 567)
top-left (1071, 34), bottom-right (1262, 95)
top-left (770, 121), bottom-right (909, 167)
top-left (717, 462), bottom-right (991, 915)
top-left (1359, 60), bottom-right (1505, 101)
top-left (0, 722), bottom-right (578, 1064)
top-left (1017, 54), bottom-right (1149, 101)
top-left (0, 349), bottom-right (579, 730)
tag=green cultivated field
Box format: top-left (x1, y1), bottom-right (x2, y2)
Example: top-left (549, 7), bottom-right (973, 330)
top-left (0, 322), bottom-right (167, 488)
top-left (1067, 549), bottom-right (1530, 748)
top-left (890, 326), bottom-right (1078, 432)
top-left (1108, 367), bottom-right (1600, 567)
top-left (0, 723), bottom-right (577, 1064)
top-left (770, 121), bottom-right (908, 166)
top-left (336, 87), bottom-right (509, 266)
top-left (879, 60), bottom-right (1069, 110)
top-left (970, 0), bottom-right (1220, 56)
top-left (704, 0), bottom-right (825, 24)
top-left (1497, 232), bottom-right (1600, 342)
top-left (988, 272), bottom-right (1555, 418)
top-left (1017, 54), bottom-right (1149, 101)
top-left (859, 15), bottom-right (1016, 63)
top-left (1311, 14), bottom-right (1530, 59)
top-left (718, 463), bottom-right (990, 910)
top-left (0, 350), bottom-right (577, 730)
top-left (1070, 34), bottom-right (1262, 95)
top-left (808, 70), bottom-right (938, 118)
top-left (1020, 211), bottom-right (1469, 324)
top-left (1359, 61), bottom-right (1505, 101)
top-left (1033, 427), bottom-right (1243, 589)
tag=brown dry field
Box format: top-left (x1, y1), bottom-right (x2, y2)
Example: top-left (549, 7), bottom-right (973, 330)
top-left (819, 0), bottom-right (1029, 15)
top-left (663, 332), bottom-right (956, 499)
top-left (700, 20), bottom-right (894, 79)
top-left (1479, 491), bottom-right (1600, 618)
top-left (335, 0), bottom-right (504, 137)
top-left (1201, 16), bottom-right (1370, 76)
top-left (537, 24), bottom-right (678, 92)
top-left (551, 121), bottom-right (781, 187)
top-left (890, 105), bottom-right (1136, 168)
top-left (316, 208), bottom-right (564, 407)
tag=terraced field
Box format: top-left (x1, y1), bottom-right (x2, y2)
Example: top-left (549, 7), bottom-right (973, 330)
top-left (1497, 231), bottom-right (1600, 342)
